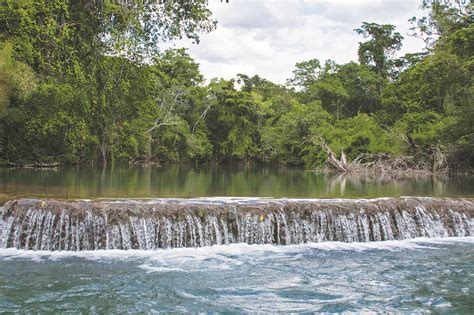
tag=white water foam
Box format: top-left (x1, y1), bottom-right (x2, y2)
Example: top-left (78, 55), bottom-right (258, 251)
top-left (89, 196), bottom-right (446, 206)
top-left (0, 236), bottom-right (472, 264)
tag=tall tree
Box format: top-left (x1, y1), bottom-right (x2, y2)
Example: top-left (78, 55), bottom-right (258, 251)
top-left (355, 22), bottom-right (404, 80)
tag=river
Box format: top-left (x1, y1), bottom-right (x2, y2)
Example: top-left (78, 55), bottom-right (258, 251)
top-left (0, 165), bottom-right (473, 312)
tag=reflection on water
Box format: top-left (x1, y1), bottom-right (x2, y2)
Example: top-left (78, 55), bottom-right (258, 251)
top-left (0, 164), bottom-right (473, 200)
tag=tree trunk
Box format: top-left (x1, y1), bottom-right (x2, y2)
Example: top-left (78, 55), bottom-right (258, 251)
top-left (320, 140), bottom-right (348, 172)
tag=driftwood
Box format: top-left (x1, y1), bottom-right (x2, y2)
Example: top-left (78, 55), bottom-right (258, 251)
top-left (129, 156), bottom-right (161, 167)
top-left (316, 137), bottom-right (449, 176)
top-left (4, 162), bottom-right (60, 169)
top-left (320, 141), bottom-right (348, 172)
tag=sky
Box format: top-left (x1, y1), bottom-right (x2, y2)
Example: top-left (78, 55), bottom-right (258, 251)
top-left (163, 0), bottom-right (427, 84)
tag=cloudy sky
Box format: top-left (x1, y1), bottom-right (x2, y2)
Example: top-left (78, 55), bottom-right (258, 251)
top-left (164, 0), bottom-right (427, 83)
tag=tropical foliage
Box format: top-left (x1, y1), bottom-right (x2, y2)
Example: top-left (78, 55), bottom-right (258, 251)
top-left (0, 0), bottom-right (472, 170)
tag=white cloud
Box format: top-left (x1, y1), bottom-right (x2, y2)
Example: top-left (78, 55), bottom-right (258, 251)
top-left (162, 0), bottom-right (426, 83)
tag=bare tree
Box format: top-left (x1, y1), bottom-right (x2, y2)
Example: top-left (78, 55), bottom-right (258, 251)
top-left (192, 94), bottom-right (216, 134)
top-left (146, 87), bottom-right (187, 134)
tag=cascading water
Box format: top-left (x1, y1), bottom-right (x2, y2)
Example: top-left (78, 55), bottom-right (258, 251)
top-left (0, 197), bottom-right (472, 251)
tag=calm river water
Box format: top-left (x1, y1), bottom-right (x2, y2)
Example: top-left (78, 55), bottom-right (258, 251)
top-left (0, 164), bottom-right (473, 200)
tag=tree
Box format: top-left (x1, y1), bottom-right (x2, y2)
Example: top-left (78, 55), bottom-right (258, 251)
top-left (287, 59), bottom-right (321, 90)
top-left (0, 42), bottom-right (37, 117)
top-left (0, 41), bottom-right (37, 160)
top-left (409, 0), bottom-right (472, 49)
top-left (376, 0), bottom-right (472, 169)
top-left (355, 22), bottom-right (404, 80)
top-left (205, 80), bottom-right (259, 161)
top-left (310, 75), bottom-right (348, 120)
top-left (261, 101), bottom-right (333, 167)
top-left (0, 0), bottom-right (217, 165)
top-left (301, 61), bottom-right (382, 119)
top-left (336, 62), bottom-right (381, 115)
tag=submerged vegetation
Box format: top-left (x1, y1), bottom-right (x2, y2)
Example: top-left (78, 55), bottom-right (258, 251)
top-left (0, 0), bottom-right (472, 172)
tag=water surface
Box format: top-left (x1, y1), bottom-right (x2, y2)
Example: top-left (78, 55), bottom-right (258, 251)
top-left (0, 164), bottom-right (473, 200)
top-left (1, 165), bottom-right (473, 312)
top-left (0, 238), bottom-right (473, 312)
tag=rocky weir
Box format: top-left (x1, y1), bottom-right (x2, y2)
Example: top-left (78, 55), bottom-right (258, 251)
top-left (0, 197), bottom-right (472, 251)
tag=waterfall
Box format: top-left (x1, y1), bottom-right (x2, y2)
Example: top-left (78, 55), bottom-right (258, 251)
top-left (0, 197), bottom-right (472, 251)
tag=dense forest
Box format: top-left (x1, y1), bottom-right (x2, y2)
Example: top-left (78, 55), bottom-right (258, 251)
top-left (0, 0), bottom-right (472, 172)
